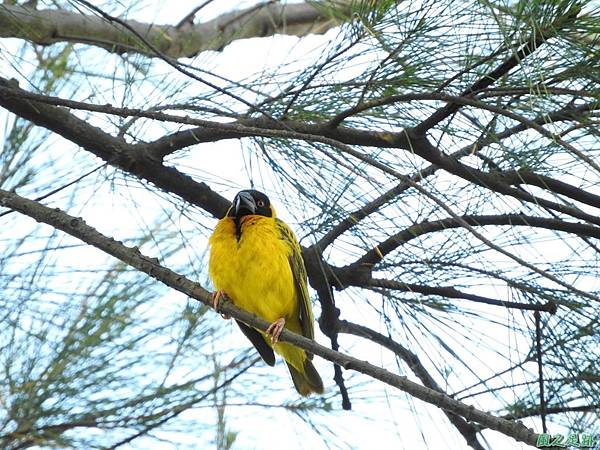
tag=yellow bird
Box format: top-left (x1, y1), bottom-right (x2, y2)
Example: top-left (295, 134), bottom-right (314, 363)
top-left (208, 189), bottom-right (324, 396)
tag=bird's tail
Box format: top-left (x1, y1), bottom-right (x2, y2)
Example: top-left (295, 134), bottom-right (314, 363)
top-left (287, 359), bottom-right (324, 396)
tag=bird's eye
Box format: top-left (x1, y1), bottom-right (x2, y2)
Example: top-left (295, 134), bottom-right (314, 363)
top-left (257, 200), bottom-right (265, 207)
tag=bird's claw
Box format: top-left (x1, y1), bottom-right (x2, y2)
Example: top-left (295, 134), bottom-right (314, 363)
top-left (266, 318), bottom-right (285, 343)
top-left (212, 290), bottom-right (231, 320)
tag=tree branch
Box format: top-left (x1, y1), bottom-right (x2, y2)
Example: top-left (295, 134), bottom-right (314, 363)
top-left (0, 355), bottom-right (255, 449)
top-left (3, 82), bottom-right (598, 224)
top-left (142, 112), bottom-right (600, 234)
top-left (0, 188), bottom-right (540, 447)
top-left (503, 403), bottom-right (600, 421)
top-left (0, 77), bottom-right (230, 219)
top-left (357, 278), bottom-right (557, 313)
top-left (405, 133), bottom-right (600, 227)
top-left (499, 170), bottom-right (600, 209)
top-left (352, 214), bottom-right (600, 267)
top-left (154, 120), bottom-right (600, 232)
top-left (0, 2), bottom-right (349, 58)
top-left (301, 248), bottom-right (351, 409)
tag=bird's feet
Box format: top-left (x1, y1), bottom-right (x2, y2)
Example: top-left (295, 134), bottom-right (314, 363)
top-left (212, 290), bottom-right (231, 319)
top-left (266, 318), bottom-right (285, 344)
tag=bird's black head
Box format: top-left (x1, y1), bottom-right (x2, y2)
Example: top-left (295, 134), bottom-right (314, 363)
top-left (228, 189), bottom-right (273, 218)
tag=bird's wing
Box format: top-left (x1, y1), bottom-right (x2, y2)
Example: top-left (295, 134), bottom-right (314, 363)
top-left (275, 218), bottom-right (314, 341)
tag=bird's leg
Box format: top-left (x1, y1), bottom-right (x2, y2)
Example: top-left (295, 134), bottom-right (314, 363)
top-left (211, 290), bottom-right (231, 320)
top-left (266, 318), bottom-right (285, 343)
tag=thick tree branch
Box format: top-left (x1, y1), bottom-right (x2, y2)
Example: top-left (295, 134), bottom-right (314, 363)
top-left (300, 247), bottom-right (351, 409)
top-left (143, 115), bottom-right (413, 159)
top-left (0, 2), bottom-right (350, 58)
top-left (4, 83), bottom-right (599, 217)
top-left (144, 98), bottom-right (600, 160)
top-left (0, 188), bottom-right (541, 447)
top-left (0, 78), bottom-right (230, 219)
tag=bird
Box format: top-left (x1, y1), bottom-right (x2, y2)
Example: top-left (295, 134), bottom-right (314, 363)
top-left (208, 189), bottom-right (324, 396)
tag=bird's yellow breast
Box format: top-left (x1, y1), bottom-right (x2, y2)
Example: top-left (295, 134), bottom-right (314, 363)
top-left (208, 216), bottom-right (299, 324)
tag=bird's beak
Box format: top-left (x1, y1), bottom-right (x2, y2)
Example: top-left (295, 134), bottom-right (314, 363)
top-left (234, 191), bottom-right (256, 216)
